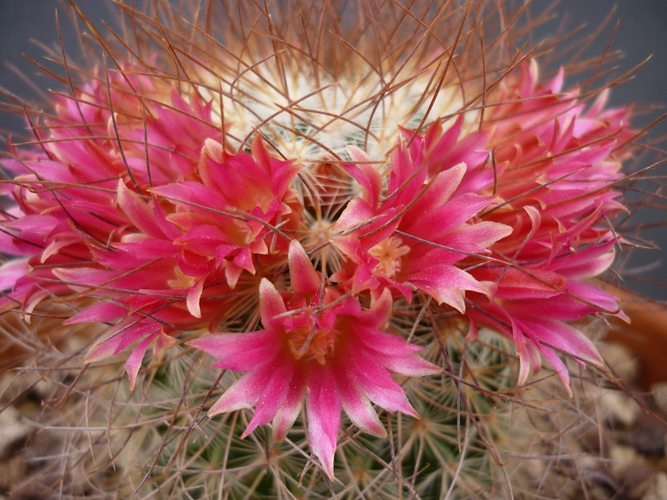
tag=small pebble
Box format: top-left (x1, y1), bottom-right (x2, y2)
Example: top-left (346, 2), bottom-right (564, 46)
top-left (652, 383), bottom-right (667, 414)
top-left (600, 390), bottom-right (641, 426)
top-left (0, 406), bottom-right (30, 458)
top-left (642, 472), bottom-right (667, 500)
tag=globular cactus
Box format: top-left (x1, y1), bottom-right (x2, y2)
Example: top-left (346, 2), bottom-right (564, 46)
top-left (0, 1), bottom-right (663, 498)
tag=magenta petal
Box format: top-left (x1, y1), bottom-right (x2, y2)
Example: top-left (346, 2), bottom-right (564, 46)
top-left (567, 281), bottom-right (620, 315)
top-left (250, 134), bottom-right (272, 175)
top-left (85, 320), bottom-right (160, 363)
top-left (52, 267), bottom-right (111, 287)
top-left (333, 197), bottom-right (375, 236)
top-left (563, 247), bottom-right (615, 279)
top-left (388, 143), bottom-right (422, 195)
top-left (242, 357), bottom-right (295, 438)
top-left (209, 367), bottom-right (272, 415)
top-left (288, 240), bottom-right (320, 295)
top-left (116, 180), bottom-right (164, 239)
top-left (538, 345), bottom-right (572, 397)
top-left (151, 182), bottom-right (222, 212)
top-left (485, 267), bottom-right (565, 300)
top-left (453, 221), bottom-right (513, 249)
top-left (407, 163), bottom-right (466, 216)
top-left (125, 334), bottom-right (155, 391)
top-left (525, 318), bottom-right (604, 367)
top-left (350, 352), bottom-right (419, 418)
top-left (332, 362), bottom-right (386, 437)
top-left (373, 350), bottom-right (440, 378)
top-left (112, 322), bottom-right (162, 356)
top-left (511, 326), bottom-right (541, 387)
top-left (409, 265), bottom-right (488, 312)
top-left (153, 331), bottom-right (177, 357)
top-left (186, 278), bottom-right (204, 318)
top-left (354, 325), bottom-right (421, 355)
top-left (259, 278), bottom-right (287, 329)
top-left (273, 369), bottom-right (306, 441)
top-left (0, 258), bottom-right (29, 291)
top-left (225, 261), bottom-right (243, 289)
top-left (515, 344), bottom-right (532, 387)
top-left (64, 302), bottom-right (126, 325)
top-left (405, 193), bottom-right (492, 239)
top-left (353, 327), bottom-right (440, 377)
top-left (465, 317), bottom-right (479, 342)
top-left (306, 364), bottom-right (341, 479)
top-left (343, 146), bottom-right (382, 207)
top-left (41, 237), bottom-right (79, 263)
top-left (360, 287), bottom-right (392, 328)
top-left (232, 247), bottom-right (255, 273)
top-left (189, 330), bottom-right (280, 372)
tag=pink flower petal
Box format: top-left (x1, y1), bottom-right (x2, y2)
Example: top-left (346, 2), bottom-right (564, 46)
top-left (209, 366), bottom-right (273, 415)
top-left (409, 265), bottom-right (488, 312)
top-left (288, 240), bottom-right (320, 295)
top-left (116, 180), bottom-right (165, 239)
top-left (306, 364), bottom-right (341, 479)
top-left (189, 330), bottom-right (280, 372)
top-left (224, 262), bottom-right (244, 289)
top-left (259, 278), bottom-right (287, 330)
top-left (186, 277), bottom-right (204, 318)
top-left (537, 345), bottom-right (572, 397)
top-left (242, 358), bottom-right (295, 438)
top-left (522, 318), bottom-right (604, 367)
top-left (405, 163), bottom-right (466, 217)
top-left (85, 320), bottom-right (160, 363)
top-left (332, 361), bottom-right (386, 437)
top-left (0, 258), bottom-right (28, 291)
top-left (125, 334), bottom-right (156, 391)
top-left (64, 302), bottom-right (127, 325)
top-left (350, 351), bottom-right (419, 418)
top-left (272, 368), bottom-right (306, 441)
top-left (343, 146), bottom-right (382, 207)
top-left (361, 287), bottom-right (392, 327)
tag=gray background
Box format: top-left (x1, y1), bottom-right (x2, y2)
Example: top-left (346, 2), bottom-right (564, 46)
top-left (0, 1), bottom-right (665, 299)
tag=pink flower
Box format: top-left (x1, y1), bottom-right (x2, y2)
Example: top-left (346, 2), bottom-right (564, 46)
top-left (331, 123), bottom-right (511, 311)
top-left (482, 61), bottom-right (632, 263)
top-left (189, 240), bottom-right (439, 477)
top-left (463, 61), bottom-right (634, 392)
top-left (468, 237), bottom-right (621, 393)
top-left (151, 135), bottom-right (301, 290)
top-left (0, 71), bottom-right (301, 388)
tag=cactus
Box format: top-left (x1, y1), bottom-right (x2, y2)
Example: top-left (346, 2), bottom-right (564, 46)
top-left (0, 1), bottom-right (663, 498)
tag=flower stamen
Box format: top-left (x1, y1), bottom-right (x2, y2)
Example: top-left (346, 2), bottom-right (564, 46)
top-left (288, 323), bottom-right (336, 364)
top-left (369, 236), bottom-right (411, 279)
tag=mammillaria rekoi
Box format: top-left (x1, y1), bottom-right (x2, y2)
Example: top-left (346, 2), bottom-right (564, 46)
top-left (0, 0), bottom-right (648, 488)
top-left (190, 240), bottom-right (440, 478)
top-left (0, 77), bottom-right (302, 388)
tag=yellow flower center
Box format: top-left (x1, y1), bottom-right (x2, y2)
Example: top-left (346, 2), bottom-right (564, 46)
top-left (288, 322), bottom-right (337, 365)
top-left (369, 236), bottom-right (411, 279)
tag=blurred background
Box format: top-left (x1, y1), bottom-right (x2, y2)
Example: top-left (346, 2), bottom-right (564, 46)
top-left (0, 0), bottom-right (665, 299)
